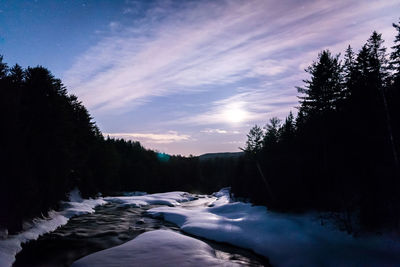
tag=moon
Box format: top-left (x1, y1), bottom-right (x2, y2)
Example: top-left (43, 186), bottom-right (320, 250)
top-left (223, 103), bottom-right (247, 123)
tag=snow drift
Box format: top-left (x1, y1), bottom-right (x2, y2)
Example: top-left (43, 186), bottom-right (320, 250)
top-left (72, 229), bottom-right (241, 267)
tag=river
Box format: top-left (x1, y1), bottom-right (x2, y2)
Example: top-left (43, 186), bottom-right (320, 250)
top-left (13, 197), bottom-right (271, 266)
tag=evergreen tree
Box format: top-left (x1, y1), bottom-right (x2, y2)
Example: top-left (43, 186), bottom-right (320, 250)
top-left (342, 45), bottom-right (356, 100)
top-left (9, 64), bottom-right (24, 84)
top-left (389, 18), bottom-right (400, 143)
top-left (297, 50), bottom-right (343, 118)
top-left (295, 108), bottom-right (306, 130)
top-left (279, 111), bottom-right (295, 143)
top-left (366, 31), bottom-right (389, 85)
top-left (390, 18), bottom-right (400, 85)
top-left (243, 125), bottom-right (264, 155)
top-left (263, 117), bottom-right (281, 150)
top-left (0, 55), bottom-right (8, 78)
top-left (367, 31), bottom-right (398, 170)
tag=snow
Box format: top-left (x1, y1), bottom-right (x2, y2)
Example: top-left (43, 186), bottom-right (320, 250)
top-left (71, 229), bottom-right (240, 267)
top-left (148, 188), bottom-right (400, 267)
top-left (3, 188), bottom-right (400, 267)
top-left (0, 189), bottom-right (106, 267)
top-left (104, 191), bottom-right (196, 207)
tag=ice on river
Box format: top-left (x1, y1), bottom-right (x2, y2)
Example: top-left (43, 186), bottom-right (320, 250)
top-left (148, 188), bottom-right (400, 267)
top-left (71, 229), bottom-right (241, 267)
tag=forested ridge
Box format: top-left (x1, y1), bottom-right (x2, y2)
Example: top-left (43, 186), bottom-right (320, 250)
top-left (1, 19), bottom-right (400, 234)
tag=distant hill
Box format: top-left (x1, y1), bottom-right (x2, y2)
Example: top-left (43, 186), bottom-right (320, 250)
top-left (198, 152), bottom-right (244, 161)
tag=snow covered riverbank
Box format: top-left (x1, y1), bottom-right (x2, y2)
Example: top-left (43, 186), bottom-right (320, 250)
top-left (148, 188), bottom-right (400, 267)
top-left (0, 189), bottom-right (106, 267)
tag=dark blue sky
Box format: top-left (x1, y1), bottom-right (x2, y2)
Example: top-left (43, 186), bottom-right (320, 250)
top-left (1, 0), bottom-right (399, 155)
top-left (0, 0), bottom-right (125, 75)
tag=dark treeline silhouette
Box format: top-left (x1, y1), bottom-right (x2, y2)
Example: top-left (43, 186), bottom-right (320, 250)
top-left (2, 19), bottom-right (399, 234)
top-left (232, 20), bottom-right (400, 232)
top-left (0, 60), bottom-right (235, 233)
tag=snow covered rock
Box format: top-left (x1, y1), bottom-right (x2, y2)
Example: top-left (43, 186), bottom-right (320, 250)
top-left (104, 191), bottom-right (195, 207)
top-left (71, 230), bottom-right (240, 267)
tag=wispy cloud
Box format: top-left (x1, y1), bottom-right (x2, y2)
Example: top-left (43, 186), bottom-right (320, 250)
top-left (201, 128), bottom-right (241, 134)
top-left (63, 0), bottom-right (400, 155)
top-left (201, 129), bottom-right (228, 134)
top-left (108, 21), bottom-right (120, 31)
top-left (104, 131), bottom-right (191, 144)
top-left (64, 0), bottom-right (400, 117)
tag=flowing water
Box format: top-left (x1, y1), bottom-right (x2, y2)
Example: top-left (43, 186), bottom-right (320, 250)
top-left (12, 201), bottom-right (271, 266)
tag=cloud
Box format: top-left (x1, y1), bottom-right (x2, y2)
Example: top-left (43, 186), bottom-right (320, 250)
top-left (63, 0), bottom-right (400, 116)
top-left (108, 21), bottom-right (120, 31)
top-left (104, 131), bottom-right (191, 144)
top-left (201, 129), bottom-right (227, 134)
top-left (201, 128), bottom-right (241, 134)
top-left (122, 8), bottom-right (134, 14)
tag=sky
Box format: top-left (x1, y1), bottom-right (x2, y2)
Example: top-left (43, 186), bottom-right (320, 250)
top-left (1, 0), bottom-right (400, 155)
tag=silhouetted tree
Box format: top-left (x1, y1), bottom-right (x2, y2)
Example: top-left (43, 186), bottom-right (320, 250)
top-left (297, 50), bottom-right (343, 118)
top-left (243, 125), bottom-right (264, 154)
top-left (279, 112), bottom-right (295, 143)
top-left (263, 117), bottom-right (281, 150)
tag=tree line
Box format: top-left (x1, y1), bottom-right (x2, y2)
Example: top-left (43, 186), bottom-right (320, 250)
top-left (232, 19), bottom-right (400, 231)
top-left (0, 62), bottom-right (234, 233)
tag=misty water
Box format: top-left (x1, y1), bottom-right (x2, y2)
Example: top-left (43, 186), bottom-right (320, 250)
top-left (13, 200), bottom-right (270, 266)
